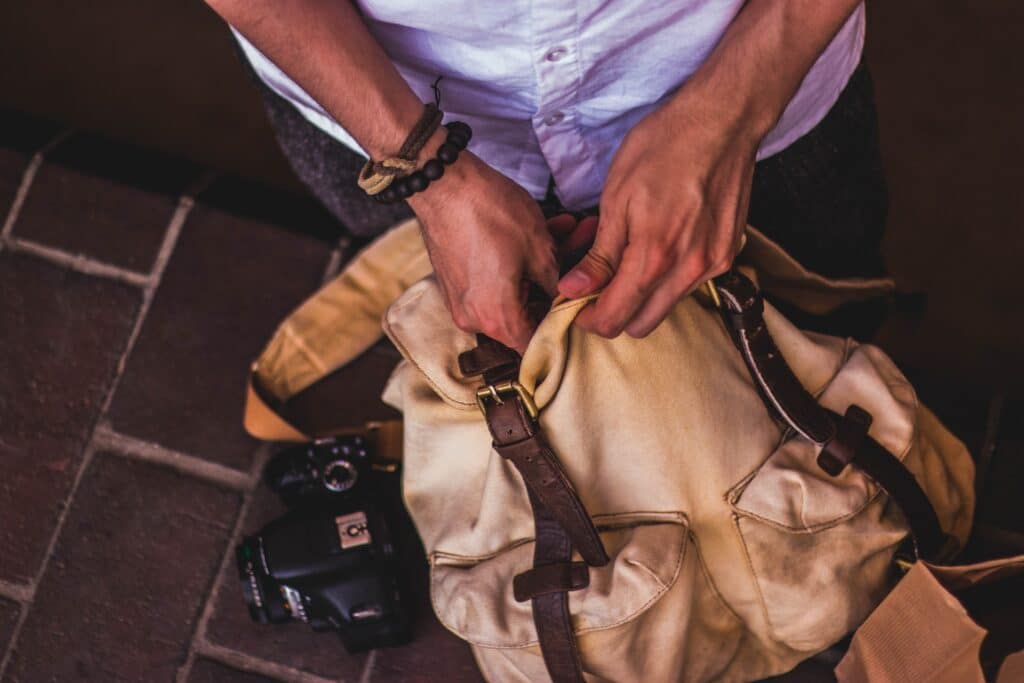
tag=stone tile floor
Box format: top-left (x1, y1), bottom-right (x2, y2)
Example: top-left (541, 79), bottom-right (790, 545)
top-left (0, 105), bottom-right (1020, 682)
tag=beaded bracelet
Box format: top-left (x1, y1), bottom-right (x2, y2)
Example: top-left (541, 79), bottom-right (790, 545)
top-left (374, 121), bottom-right (472, 204)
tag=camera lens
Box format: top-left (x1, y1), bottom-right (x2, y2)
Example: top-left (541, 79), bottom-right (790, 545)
top-left (236, 537), bottom-right (292, 624)
top-left (323, 459), bottom-right (358, 493)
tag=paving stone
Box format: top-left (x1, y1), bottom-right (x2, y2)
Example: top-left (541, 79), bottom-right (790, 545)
top-left (0, 108), bottom-right (61, 225)
top-left (0, 252), bottom-right (140, 583)
top-left (0, 597), bottom-right (19, 654)
top-left (205, 486), bottom-right (369, 680)
top-left (187, 658), bottom-right (278, 683)
top-left (369, 591), bottom-right (483, 683)
top-left (2, 454), bottom-right (240, 682)
top-left (106, 195), bottom-right (332, 470)
top-left (12, 132), bottom-right (201, 272)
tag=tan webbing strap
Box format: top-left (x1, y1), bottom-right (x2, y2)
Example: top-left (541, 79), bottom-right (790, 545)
top-left (244, 374), bottom-right (404, 462)
top-left (244, 376), bottom-right (311, 442)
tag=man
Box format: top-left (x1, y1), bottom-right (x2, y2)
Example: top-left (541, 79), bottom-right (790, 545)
top-left (207, 0), bottom-right (886, 353)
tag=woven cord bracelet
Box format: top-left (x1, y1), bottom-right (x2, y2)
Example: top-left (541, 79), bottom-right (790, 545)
top-left (357, 103), bottom-right (444, 196)
top-left (373, 120), bottom-right (472, 204)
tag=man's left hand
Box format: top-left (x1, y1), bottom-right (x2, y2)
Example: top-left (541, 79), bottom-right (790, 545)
top-left (557, 96), bottom-right (759, 339)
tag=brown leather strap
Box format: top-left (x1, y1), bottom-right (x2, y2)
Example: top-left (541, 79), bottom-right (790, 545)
top-left (458, 334), bottom-right (519, 380)
top-left (818, 405), bottom-right (873, 476)
top-left (459, 341), bottom-right (609, 568)
top-left (524, 490), bottom-right (587, 683)
top-left (460, 337), bottom-right (601, 683)
top-left (712, 270), bottom-right (951, 561)
top-left (513, 561), bottom-right (589, 602)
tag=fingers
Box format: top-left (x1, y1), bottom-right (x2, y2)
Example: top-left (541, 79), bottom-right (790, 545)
top-left (623, 254), bottom-right (725, 338)
top-left (558, 213), bottom-right (626, 298)
top-left (545, 212), bottom-right (577, 237)
top-left (573, 240), bottom-right (671, 337)
top-left (617, 213), bottom-right (742, 337)
top-left (560, 215), bottom-right (599, 257)
top-left (449, 280), bottom-right (534, 354)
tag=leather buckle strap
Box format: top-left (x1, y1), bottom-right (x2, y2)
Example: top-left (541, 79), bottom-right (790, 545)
top-left (485, 395), bottom-right (610, 568)
top-left (711, 270), bottom-right (952, 562)
top-left (709, 272), bottom-right (837, 444)
top-left (528, 490), bottom-right (587, 683)
top-left (460, 338), bottom-right (600, 682)
top-left (513, 561), bottom-right (589, 602)
top-left (458, 335), bottom-right (520, 380)
top-left (818, 405), bottom-right (872, 476)
top-left (460, 340), bottom-right (609, 568)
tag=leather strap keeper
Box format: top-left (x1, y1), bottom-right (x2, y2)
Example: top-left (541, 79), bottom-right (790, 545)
top-left (819, 404), bottom-right (873, 476)
top-left (513, 561), bottom-right (590, 602)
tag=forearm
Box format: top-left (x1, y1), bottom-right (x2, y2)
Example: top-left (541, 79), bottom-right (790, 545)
top-left (205, 0), bottom-right (427, 160)
top-left (667, 0), bottom-right (863, 142)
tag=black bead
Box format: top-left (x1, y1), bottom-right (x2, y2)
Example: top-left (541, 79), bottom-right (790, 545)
top-left (407, 171), bottom-right (428, 193)
top-left (448, 131), bottom-right (469, 150)
top-left (446, 121), bottom-right (472, 140)
top-left (438, 142), bottom-right (459, 165)
top-left (379, 186), bottom-right (399, 203)
top-left (395, 179), bottom-right (413, 198)
top-left (423, 159), bottom-right (444, 181)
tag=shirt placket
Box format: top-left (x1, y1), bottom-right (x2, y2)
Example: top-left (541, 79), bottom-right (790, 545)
top-left (529, 1), bottom-right (594, 210)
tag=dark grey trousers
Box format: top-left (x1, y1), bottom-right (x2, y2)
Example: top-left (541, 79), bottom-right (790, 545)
top-left (246, 57), bottom-right (887, 280)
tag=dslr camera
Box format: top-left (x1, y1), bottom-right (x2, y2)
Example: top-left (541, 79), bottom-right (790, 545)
top-left (236, 434), bottom-right (412, 652)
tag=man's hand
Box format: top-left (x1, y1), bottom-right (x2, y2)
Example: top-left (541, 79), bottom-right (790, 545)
top-left (409, 148), bottom-right (559, 354)
top-left (558, 96), bottom-right (757, 339)
top-left (557, 0), bottom-right (862, 339)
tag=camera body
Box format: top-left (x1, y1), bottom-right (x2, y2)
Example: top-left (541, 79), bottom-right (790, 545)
top-left (237, 436), bottom-right (411, 652)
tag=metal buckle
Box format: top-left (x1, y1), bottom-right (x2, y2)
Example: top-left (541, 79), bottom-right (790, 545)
top-left (475, 380), bottom-right (539, 421)
top-left (704, 280), bottom-right (722, 309)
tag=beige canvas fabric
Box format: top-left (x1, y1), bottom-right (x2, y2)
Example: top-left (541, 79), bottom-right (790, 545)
top-left (835, 557), bottom-right (1024, 682)
top-left (248, 218), bottom-right (894, 410)
top-left (247, 219), bottom-right (975, 682)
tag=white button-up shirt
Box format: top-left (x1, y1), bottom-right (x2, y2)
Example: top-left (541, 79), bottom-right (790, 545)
top-left (236, 1), bottom-right (864, 210)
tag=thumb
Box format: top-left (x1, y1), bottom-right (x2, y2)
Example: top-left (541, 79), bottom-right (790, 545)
top-left (558, 213), bottom-right (625, 298)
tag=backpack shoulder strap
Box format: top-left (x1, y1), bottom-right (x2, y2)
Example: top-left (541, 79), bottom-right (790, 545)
top-left (711, 270), bottom-right (954, 561)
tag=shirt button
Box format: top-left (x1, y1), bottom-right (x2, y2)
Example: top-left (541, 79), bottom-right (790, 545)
top-left (544, 111), bottom-right (565, 126)
top-left (544, 46), bottom-right (568, 62)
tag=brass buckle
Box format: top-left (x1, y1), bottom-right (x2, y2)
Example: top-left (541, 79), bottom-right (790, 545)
top-left (704, 280), bottom-right (722, 309)
top-left (475, 380), bottom-right (539, 421)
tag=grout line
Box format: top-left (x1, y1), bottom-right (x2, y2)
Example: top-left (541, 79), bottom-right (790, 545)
top-left (0, 168), bottom-right (214, 679)
top-left (99, 170), bottom-right (216, 416)
top-left (4, 237), bottom-right (150, 286)
top-left (0, 441), bottom-right (99, 678)
top-left (0, 128), bottom-right (72, 245)
top-left (175, 443), bottom-right (270, 683)
top-left (194, 641), bottom-right (341, 683)
top-left (0, 580), bottom-right (32, 604)
top-left (357, 650), bottom-right (377, 683)
top-left (93, 424), bottom-right (252, 492)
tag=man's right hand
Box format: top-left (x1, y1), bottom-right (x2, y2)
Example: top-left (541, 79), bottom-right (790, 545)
top-left (408, 148), bottom-right (559, 355)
